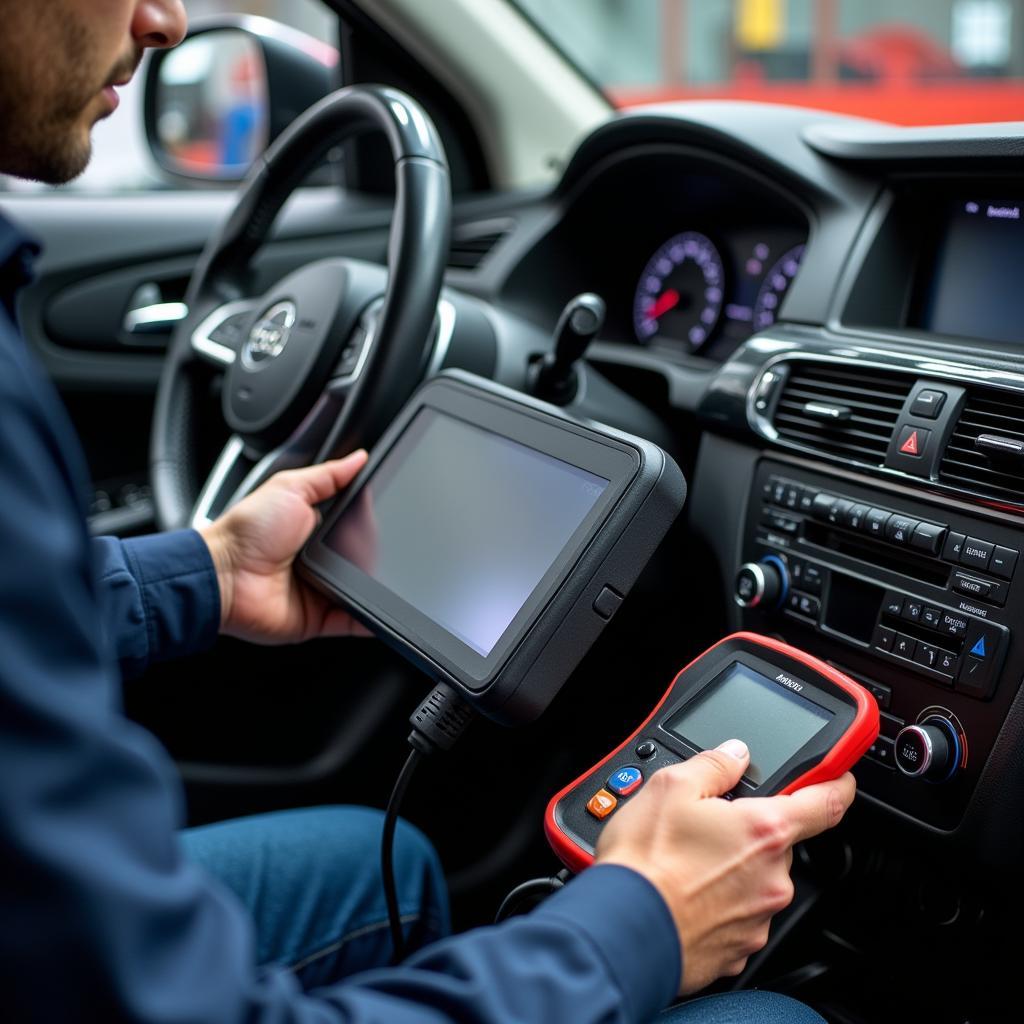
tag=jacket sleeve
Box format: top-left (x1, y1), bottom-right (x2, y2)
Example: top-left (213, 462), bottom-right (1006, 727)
top-left (0, 323), bottom-right (680, 1023)
top-left (92, 531), bottom-right (221, 680)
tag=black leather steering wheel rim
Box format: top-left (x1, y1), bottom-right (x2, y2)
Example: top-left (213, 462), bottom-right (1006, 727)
top-left (150, 85), bottom-right (451, 531)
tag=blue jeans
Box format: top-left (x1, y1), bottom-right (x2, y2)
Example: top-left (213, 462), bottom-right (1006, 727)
top-left (182, 806), bottom-right (822, 1022)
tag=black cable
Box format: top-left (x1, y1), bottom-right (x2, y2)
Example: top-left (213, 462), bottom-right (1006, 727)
top-left (382, 747), bottom-right (424, 964)
top-left (382, 682), bottom-right (474, 964)
top-left (494, 869), bottom-right (570, 923)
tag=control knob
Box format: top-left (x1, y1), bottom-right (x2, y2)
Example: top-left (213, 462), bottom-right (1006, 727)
top-left (894, 717), bottom-right (961, 782)
top-left (734, 557), bottom-right (787, 609)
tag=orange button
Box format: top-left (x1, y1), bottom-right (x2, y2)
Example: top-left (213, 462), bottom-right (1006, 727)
top-left (586, 788), bottom-right (618, 820)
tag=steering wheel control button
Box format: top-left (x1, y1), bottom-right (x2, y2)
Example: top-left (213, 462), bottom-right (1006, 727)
top-left (607, 767), bottom-right (643, 797)
top-left (910, 389), bottom-right (947, 419)
top-left (635, 741), bottom-right (658, 760)
top-left (895, 722), bottom-right (955, 780)
top-left (586, 789), bottom-right (618, 820)
top-left (592, 585), bottom-right (624, 621)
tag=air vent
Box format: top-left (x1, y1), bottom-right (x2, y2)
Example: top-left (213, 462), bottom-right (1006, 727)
top-left (939, 387), bottom-right (1024, 505)
top-left (448, 219), bottom-right (514, 270)
top-left (772, 362), bottom-right (913, 465)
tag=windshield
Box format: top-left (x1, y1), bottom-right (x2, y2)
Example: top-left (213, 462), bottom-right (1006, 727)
top-left (513, 0), bottom-right (1024, 124)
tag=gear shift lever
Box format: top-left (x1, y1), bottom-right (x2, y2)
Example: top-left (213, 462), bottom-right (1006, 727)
top-left (533, 293), bottom-right (606, 405)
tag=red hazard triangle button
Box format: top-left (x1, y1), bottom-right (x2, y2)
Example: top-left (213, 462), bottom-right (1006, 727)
top-left (896, 424), bottom-right (930, 458)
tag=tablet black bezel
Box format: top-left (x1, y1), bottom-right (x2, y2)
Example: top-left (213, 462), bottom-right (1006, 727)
top-left (301, 377), bottom-right (641, 690)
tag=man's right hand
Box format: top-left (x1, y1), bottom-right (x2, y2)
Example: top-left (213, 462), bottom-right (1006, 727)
top-left (595, 739), bottom-right (855, 995)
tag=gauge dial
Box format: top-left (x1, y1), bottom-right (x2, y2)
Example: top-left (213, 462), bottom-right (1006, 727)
top-left (633, 232), bottom-right (725, 350)
top-left (752, 244), bottom-right (805, 330)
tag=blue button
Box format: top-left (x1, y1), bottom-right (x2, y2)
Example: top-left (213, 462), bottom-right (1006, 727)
top-left (970, 637), bottom-right (987, 658)
top-left (607, 766), bottom-right (643, 796)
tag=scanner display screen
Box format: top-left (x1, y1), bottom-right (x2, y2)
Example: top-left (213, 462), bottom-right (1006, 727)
top-left (666, 662), bottom-right (833, 784)
top-left (325, 407), bottom-right (609, 656)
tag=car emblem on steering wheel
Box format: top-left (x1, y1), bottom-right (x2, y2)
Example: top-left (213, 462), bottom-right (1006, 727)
top-left (242, 301), bottom-right (297, 369)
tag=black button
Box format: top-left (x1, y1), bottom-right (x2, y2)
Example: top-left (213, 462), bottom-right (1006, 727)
top-left (936, 649), bottom-right (958, 677)
top-left (914, 642), bottom-right (939, 670)
top-left (895, 424), bottom-right (931, 458)
top-left (771, 481), bottom-right (787, 505)
top-left (786, 592), bottom-right (802, 612)
top-left (864, 508), bottom-right (891, 537)
top-left (883, 593), bottom-right (904, 617)
top-left (942, 531), bottom-right (966, 563)
top-left (827, 499), bottom-right (853, 526)
top-left (910, 389), bottom-right (947, 419)
top-left (902, 601), bottom-right (923, 624)
top-left (910, 522), bottom-right (947, 555)
top-left (635, 740), bottom-right (657, 760)
top-left (864, 679), bottom-right (892, 710)
top-left (961, 537), bottom-right (994, 571)
top-left (893, 634), bottom-right (917, 660)
top-left (845, 503), bottom-right (870, 530)
top-left (921, 606), bottom-right (942, 629)
top-left (990, 546), bottom-right (1019, 580)
top-left (593, 585), bottom-right (624, 620)
top-left (868, 736), bottom-right (896, 769)
top-left (873, 625), bottom-right (896, 651)
top-left (803, 565), bottom-right (823, 594)
top-left (953, 573), bottom-right (991, 599)
top-left (798, 490), bottom-right (816, 512)
top-left (811, 494), bottom-right (837, 520)
top-left (885, 515), bottom-right (919, 546)
top-left (939, 611), bottom-right (969, 639)
top-left (797, 593), bottom-right (820, 617)
top-left (782, 485), bottom-right (802, 510)
top-left (957, 655), bottom-right (996, 699)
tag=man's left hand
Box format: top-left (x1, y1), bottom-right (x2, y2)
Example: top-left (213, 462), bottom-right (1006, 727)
top-left (199, 450), bottom-right (370, 644)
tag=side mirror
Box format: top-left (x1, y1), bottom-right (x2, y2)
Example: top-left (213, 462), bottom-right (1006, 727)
top-left (144, 17), bottom-right (340, 184)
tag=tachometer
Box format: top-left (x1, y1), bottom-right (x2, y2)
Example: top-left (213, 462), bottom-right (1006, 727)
top-left (633, 231), bottom-right (724, 350)
top-left (752, 244), bottom-right (805, 330)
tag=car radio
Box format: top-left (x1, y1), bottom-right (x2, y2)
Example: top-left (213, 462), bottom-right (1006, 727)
top-left (545, 632), bottom-right (878, 872)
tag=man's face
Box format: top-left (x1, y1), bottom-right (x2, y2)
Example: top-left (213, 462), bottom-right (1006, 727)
top-left (0, 0), bottom-right (187, 184)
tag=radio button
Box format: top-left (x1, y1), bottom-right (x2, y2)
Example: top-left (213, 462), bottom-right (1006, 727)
top-left (886, 515), bottom-right (919, 546)
top-left (953, 574), bottom-right (991, 599)
top-left (864, 508), bottom-right (891, 537)
top-left (939, 612), bottom-right (969, 639)
top-left (942, 531), bottom-right (967, 562)
top-left (910, 522), bottom-right (947, 555)
top-left (845, 503), bottom-right (870, 530)
top-left (872, 625), bottom-right (896, 651)
top-left (902, 601), bottom-right (923, 624)
top-left (893, 634), bottom-right (917, 660)
top-left (990, 546), bottom-right (1019, 580)
top-left (961, 537), bottom-right (994, 571)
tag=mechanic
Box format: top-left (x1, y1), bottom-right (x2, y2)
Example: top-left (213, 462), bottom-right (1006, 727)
top-left (0, 2), bottom-right (855, 1022)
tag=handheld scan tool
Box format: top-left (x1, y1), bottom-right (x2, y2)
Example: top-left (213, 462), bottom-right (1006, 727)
top-left (545, 632), bottom-right (879, 872)
top-left (301, 371), bottom-right (685, 725)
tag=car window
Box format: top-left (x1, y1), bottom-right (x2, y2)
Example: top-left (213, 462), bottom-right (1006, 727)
top-left (2, 0), bottom-right (336, 194)
top-left (513, 0), bottom-right (1024, 125)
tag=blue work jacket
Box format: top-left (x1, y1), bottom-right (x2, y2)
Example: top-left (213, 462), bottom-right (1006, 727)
top-left (0, 210), bottom-right (680, 1022)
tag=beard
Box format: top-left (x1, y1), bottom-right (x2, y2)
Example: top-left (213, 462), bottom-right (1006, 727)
top-left (0, 7), bottom-right (138, 185)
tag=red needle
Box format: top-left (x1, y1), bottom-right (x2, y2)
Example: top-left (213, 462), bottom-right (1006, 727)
top-left (648, 288), bottom-right (680, 320)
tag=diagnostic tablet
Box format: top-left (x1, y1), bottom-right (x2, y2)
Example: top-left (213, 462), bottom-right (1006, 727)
top-left (300, 371), bottom-right (686, 724)
top-left (545, 632), bottom-right (878, 871)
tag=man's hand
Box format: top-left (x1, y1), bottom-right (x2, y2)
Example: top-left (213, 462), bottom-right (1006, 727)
top-left (596, 739), bottom-right (855, 995)
top-left (199, 451), bottom-right (370, 644)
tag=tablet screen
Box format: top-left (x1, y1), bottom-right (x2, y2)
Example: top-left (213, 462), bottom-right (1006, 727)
top-left (325, 408), bottom-right (609, 655)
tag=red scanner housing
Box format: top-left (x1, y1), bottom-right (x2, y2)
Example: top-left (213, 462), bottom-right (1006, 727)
top-left (545, 632), bottom-right (879, 873)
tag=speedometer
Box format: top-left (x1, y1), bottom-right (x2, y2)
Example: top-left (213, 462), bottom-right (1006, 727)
top-left (633, 232), bottom-right (724, 350)
top-left (752, 244), bottom-right (805, 330)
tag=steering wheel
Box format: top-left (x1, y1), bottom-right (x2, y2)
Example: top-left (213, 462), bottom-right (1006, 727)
top-left (150, 86), bottom-right (452, 531)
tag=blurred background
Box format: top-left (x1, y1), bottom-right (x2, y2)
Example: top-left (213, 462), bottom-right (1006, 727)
top-left (6, 0), bottom-right (1023, 193)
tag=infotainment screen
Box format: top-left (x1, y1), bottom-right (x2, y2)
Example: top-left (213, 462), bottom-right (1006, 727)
top-left (300, 371), bottom-right (686, 723)
top-left (918, 198), bottom-right (1024, 345)
top-left (325, 407), bottom-right (609, 656)
top-left (665, 662), bottom-right (833, 785)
